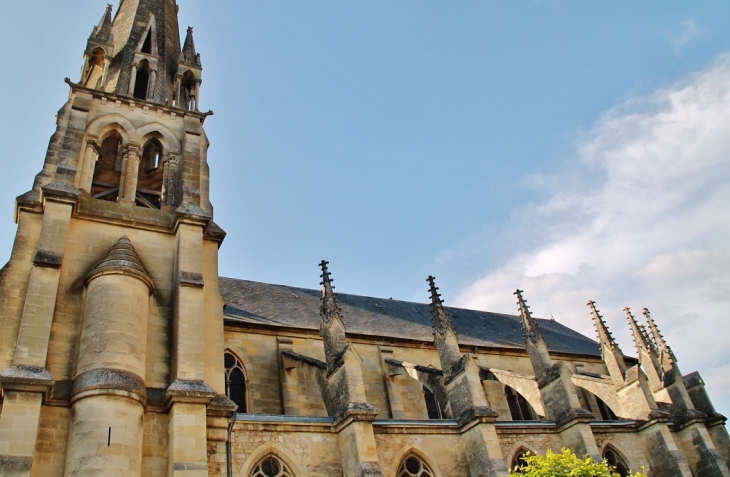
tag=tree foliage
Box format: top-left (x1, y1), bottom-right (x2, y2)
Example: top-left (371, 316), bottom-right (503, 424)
top-left (510, 448), bottom-right (647, 477)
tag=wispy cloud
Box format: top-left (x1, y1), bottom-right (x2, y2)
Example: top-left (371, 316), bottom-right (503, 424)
top-left (669, 19), bottom-right (701, 55)
top-left (454, 54), bottom-right (730, 416)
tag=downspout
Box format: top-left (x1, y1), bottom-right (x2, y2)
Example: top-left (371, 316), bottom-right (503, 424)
top-left (227, 412), bottom-right (237, 477)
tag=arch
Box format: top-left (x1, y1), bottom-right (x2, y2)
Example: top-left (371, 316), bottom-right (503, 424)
top-left (134, 60), bottom-right (151, 100)
top-left (390, 446), bottom-right (442, 477)
top-left (91, 130), bottom-right (123, 201)
top-left (136, 123), bottom-right (181, 154)
top-left (136, 136), bottom-right (165, 209)
top-left (571, 378), bottom-right (625, 419)
top-left (180, 70), bottom-right (197, 111)
top-left (505, 386), bottom-right (535, 421)
top-left (602, 445), bottom-right (630, 477)
top-left (225, 349), bottom-right (248, 413)
top-left (422, 385), bottom-right (442, 420)
top-left (508, 446), bottom-right (533, 473)
top-left (396, 452), bottom-right (436, 477)
top-left (238, 443), bottom-right (304, 477)
top-left (86, 115), bottom-right (134, 144)
top-left (486, 369), bottom-right (546, 417)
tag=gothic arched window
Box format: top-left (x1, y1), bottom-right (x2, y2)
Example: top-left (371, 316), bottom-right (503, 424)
top-left (423, 385), bottom-right (442, 420)
top-left (505, 386), bottom-right (534, 421)
top-left (134, 60), bottom-right (150, 100)
top-left (136, 138), bottom-right (164, 209)
top-left (604, 448), bottom-right (629, 477)
top-left (251, 455), bottom-right (292, 477)
top-left (91, 130), bottom-right (123, 201)
top-left (397, 454), bottom-right (434, 477)
top-left (511, 448), bottom-right (531, 473)
top-left (225, 352), bottom-right (247, 413)
top-left (180, 70), bottom-right (196, 111)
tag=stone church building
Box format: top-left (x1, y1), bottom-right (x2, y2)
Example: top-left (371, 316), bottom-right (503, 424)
top-left (0, 1), bottom-right (728, 476)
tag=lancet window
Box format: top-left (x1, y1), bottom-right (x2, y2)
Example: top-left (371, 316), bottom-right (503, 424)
top-left (422, 385), bottom-right (442, 420)
top-left (225, 352), bottom-right (247, 413)
top-left (134, 60), bottom-right (151, 100)
top-left (136, 138), bottom-right (164, 208)
top-left (180, 70), bottom-right (197, 111)
top-left (251, 455), bottom-right (292, 477)
top-left (511, 448), bottom-right (530, 473)
top-left (91, 130), bottom-right (123, 201)
top-left (505, 386), bottom-right (534, 421)
top-left (397, 454), bottom-right (434, 477)
top-left (604, 447), bottom-right (629, 477)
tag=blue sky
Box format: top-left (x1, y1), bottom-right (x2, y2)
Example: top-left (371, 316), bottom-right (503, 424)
top-left (0, 2), bottom-right (729, 415)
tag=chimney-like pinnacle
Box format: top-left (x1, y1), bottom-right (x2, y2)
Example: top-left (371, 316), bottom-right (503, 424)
top-left (588, 300), bottom-right (617, 350)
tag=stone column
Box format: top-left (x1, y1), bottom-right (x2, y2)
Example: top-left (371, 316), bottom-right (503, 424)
top-left (128, 65), bottom-right (138, 95)
top-left (166, 155), bottom-right (180, 207)
top-left (78, 140), bottom-right (99, 192)
top-left (101, 59), bottom-right (110, 88)
top-left (167, 219), bottom-right (216, 477)
top-left (148, 70), bottom-right (156, 101)
top-left (0, 185), bottom-right (76, 477)
top-left (194, 80), bottom-right (202, 111)
top-left (119, 146), bottom-right (140, 206)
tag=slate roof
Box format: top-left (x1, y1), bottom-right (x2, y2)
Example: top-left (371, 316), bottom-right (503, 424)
top-left (220, 277), bottom-right (601, 358)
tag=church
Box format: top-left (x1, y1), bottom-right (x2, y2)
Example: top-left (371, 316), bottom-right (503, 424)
top-left (0, 1), bottom-right (728, 476)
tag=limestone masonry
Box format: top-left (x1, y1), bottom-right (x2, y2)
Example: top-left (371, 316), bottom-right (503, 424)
top-left (0, 1), bottom-right (728, 476)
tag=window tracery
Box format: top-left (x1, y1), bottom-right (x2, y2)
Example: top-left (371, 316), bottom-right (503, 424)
top-left (398, 454), bottom-right (434, 477)
top-left (225, 351), bottom-right (247, 413)
top-left (510, 448), bottom-right (530, 473)
top-left (505, 386), bottom-right (534, 421)
top-left (251, 455), bottom-right (292, 477)
top-left (604, 448), bottom-right (629, 477)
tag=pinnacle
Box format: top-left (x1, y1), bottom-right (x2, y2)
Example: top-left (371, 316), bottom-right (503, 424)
top-left (319, 260), bottom-right (341, 324)
top-left (643, 308), bottom-right (676, 363)
top-left (427, 276), bottom-right (453, 336)
top-left (587, 300), bottom-right (617, 350)
top-left (515, 289), bottom-right (542, 344)
top-left (86, 236), bottom-right (153, 292)
top-left (90, 4), bottom-right (114, 43)
top-left (625, 306), bottom-right (650, 355)
top-left (182, 26), bottom-right (200, 67)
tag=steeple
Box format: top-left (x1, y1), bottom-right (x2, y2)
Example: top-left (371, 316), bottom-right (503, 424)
top-left (587, 301), bottom-right (627, 382)
top-left (514, 289), bottom-right (552, 377)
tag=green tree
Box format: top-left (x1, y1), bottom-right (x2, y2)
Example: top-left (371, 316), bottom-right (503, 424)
top-left (510, 448), bottom-right (647, 477)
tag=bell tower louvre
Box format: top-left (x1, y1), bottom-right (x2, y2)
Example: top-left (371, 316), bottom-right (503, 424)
top-left (0, 2), bottom-right (729, 477)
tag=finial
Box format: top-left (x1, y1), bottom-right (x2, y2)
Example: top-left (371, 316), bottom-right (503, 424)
top-left (643, 308), bottom-right (676, 363)
top-left (587, 300), bottom-right (616, 350)
top-left (319, 260), bottom-right (341, 324)
top-left (515, 289), bottom-right (542, 343)
top-left (427, 276), bottom-right (453, 336)
top-left (625, 306), bottom-right (651, 355)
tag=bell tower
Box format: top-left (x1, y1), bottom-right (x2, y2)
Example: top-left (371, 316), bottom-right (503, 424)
top-left (0, 1), bottom-right (234, 476)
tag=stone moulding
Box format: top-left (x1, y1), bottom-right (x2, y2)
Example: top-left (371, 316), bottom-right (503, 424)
top-left (179, 270), bottom-right (204, 288)
top-left (33, 250), bottom-right (64, 269)
top-left (165, 379), bottom-right (217, 407)
top-left (71, 368), bottom-right (147, 406)
top-left (0, 365), bottom-right (53, 394)
top-left (0, 456), bottom-right (33, 473)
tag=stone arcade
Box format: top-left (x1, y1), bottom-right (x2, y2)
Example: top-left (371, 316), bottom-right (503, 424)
top-left (0, 1), bottom-right (728, 476)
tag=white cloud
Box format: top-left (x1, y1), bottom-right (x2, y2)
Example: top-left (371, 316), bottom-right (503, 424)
top-left (454, 54), bottom-right (730, 416)
top-left (670, 19), bottom-right (702, 55)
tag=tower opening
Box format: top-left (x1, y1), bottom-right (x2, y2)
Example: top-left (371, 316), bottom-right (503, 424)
top-left (91, 130), bottom-right (123, 202)
top-left (141, 29), bottom-right (153, 54)
top-left (133, 60), bottom-right (150, 100)
top-left (180, 70), bottom-right (196, 111)
top-left (84, 48), bottom-right (105, 89)
top-left (136, 138), bottom-right (164, 209)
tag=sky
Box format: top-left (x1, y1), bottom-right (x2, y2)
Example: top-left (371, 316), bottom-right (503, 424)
top-left (0, 2), bottom-right (728, 416)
